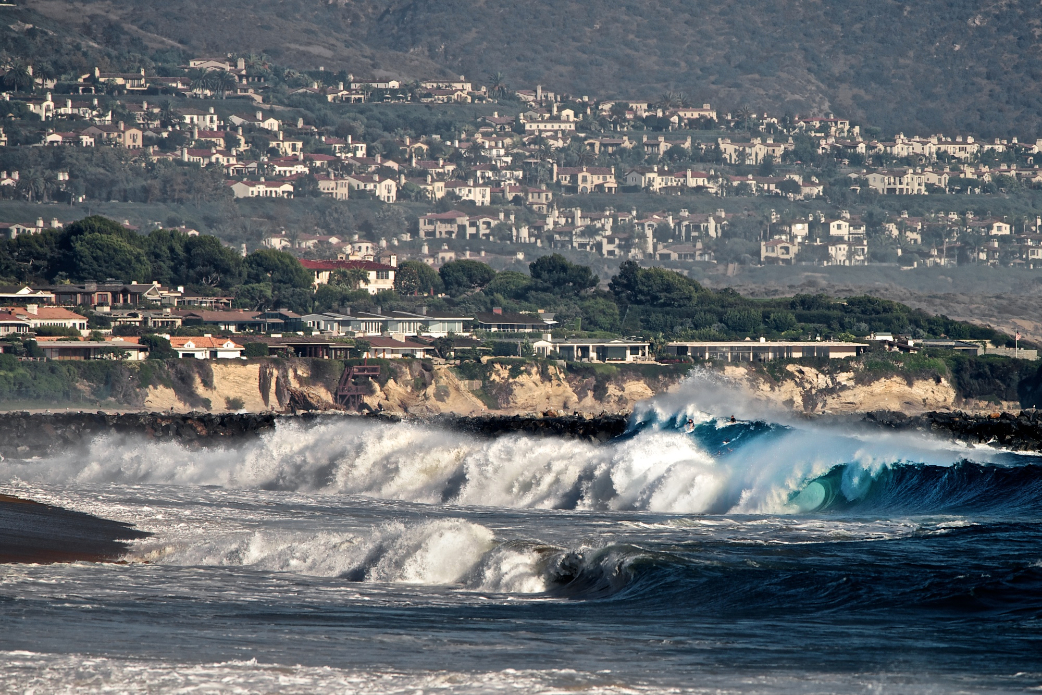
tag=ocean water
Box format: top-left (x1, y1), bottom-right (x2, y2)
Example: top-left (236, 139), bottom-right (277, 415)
top-left (1, 381), bottom-right (1041, 693)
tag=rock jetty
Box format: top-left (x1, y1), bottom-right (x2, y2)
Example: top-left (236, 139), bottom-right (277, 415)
top-left (865, 409), bottom-right (1042, 451)
top-left (0, 411), bottom-right (277, 459)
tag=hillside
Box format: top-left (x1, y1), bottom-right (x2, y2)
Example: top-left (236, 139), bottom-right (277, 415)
top-left (23, 0), bottom-right (1042, 137)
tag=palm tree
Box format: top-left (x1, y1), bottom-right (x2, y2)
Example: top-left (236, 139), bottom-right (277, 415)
top-left (212, 71), bottom-right (238, 98)
top-left (659, 91), bottom-right (682, 110)
top-left (4, 64), bottom-right (33, 93)
top-left (190, 70), bottom-right (213, 95)
top-left (331, 268), bottom-right (370, 290)
top-left (486, 71), bottom-right (507, 98)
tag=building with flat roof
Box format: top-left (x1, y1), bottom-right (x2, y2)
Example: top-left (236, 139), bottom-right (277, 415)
top-left (534, 338), bottom-right (652, 363)
top-left (666, 340), bottom-right (867, 361)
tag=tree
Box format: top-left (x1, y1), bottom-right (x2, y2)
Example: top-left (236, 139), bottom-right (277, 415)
top-left (244, 249), bottom-right (313, 289)
top-left (140, 334), bottom-right (177, 359)
top-left (609, 261), bottom-right (702, 307)
top-left (330, 267), bottom-right (370, 290)
top-left (394, 260), bottom-right (443, 295)
top-left (211, 71), bottom-right (238, 98)
top-left (484, 270), bottom-right (532, 300)
top-left (487, 71), bottom-right (508, 98)
top-left (70, 233), bottom-right (151, 283)
top-left (529, 254), bottom-right (598, 294)
top-left (439, 259), bottom-right (496, 296)
top-left (3, 64), bottom-right (33, 93)
top-left (757, 154), bottom-right (776, 177)
top-left (580, 296), bottom-right (620, 332)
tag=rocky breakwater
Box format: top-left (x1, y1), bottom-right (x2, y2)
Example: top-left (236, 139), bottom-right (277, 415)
top-left (428, 413), bottom-right (631, 443)
top-left (866, 409), bottom-right (1042, 451)
top-left (0, 411), bottom-right (277, 459)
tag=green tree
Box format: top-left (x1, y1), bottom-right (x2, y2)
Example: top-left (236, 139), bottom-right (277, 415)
top-left (528, 254), bottom-right (598, 294)
top-left (244, 249), bottom-right (313, 289)
top-left (439, 259), bottom-right (496, 296)
top-left (579, 296), bottom-right (620, 332)
top-left (71, 233), bottom-right (151, 283)
top-left (3, 64), bottom-right (33, 93)
top-left (609, 261), bottom-right (702, 307)
top-left (484, 270), bottom-right (532, 300)
top-left (140, 334), bottom-right (177, 359)
top-left (394, 260), bottom-right (443, 295)
top-left (330, 267), bottom-right (370, 290)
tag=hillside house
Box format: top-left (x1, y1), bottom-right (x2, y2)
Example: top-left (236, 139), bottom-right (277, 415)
top-left (298, 260), bottom-right (396, 294)
top-left (229, 180), bottom-right (294, 198)
top-left (761, 239), bottom-right (799, 265)
top-left (555, 166), bottom-right (617, 194)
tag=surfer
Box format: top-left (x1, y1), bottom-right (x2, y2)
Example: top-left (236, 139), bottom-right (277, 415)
top-left (684, 418), bottom-right (695, 433)
top-left (730, 415), bottom-right (736, 423)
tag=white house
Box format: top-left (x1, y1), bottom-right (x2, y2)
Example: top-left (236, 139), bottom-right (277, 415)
top-left (229, 180), bottom-right (294, 198)
top-left (168, 335), bottom-right (244, 359)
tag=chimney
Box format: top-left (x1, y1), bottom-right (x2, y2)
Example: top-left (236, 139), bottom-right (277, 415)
top-left (237, 57), bottom-right (245, 70)
top-left (208, 106), bottom-right (214, 114)
top-left (25, 304), bottom-right (38, 315)
top-left (256, 111), bottom-right (263, 120)
top-left (389, 253), bottom-right (397, 267)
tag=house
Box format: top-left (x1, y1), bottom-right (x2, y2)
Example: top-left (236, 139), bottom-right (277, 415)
top-left (43, 131), bottom-right (95, 147)
top-left (717, 137), bottom-right (789, 165)
top-left (41, 281), bottom-right (164, 307)
top-left (342, 174), bottom-right (397, 203)
top-left (828, 241), bottom-right (868, 266)
top-left (177, 311), bottom-right (282, 333)
top-left (443, 180), bottom-right (491, 205)
top-left (176, 108), bottom-right (219, 129)
top-left (249, 336), bottom-right (348, 359)
top-left (168, 335), bottom-right (245, 359)
top-left (298, 259), bottom-right (396, 294)
top-left (555, 166), bottom-right (617, 194)
top-left (0, 285), bottom-right (54, 305)
top-left (108, 309), bottom-right (183, 331)
top-left (0, 310), bottom-right (32, 336)
top-left (534, 338), bottom-right (651, 363)
top-left (81, 123), bottom-right (142, 148)
top-left (419, 211), bottom-right (470, 239)
top-left (665, 340), bottom-right (867, 361)
top-left (38, 337), bottom-right (149, 361)
top-left (473, 309), bottom-right (557, 332)
top-left (228, 180), bottom-right (294, 199)
top-left (866, 169), bottom-right (928, 195)
top-left (362, 337), bottom-right (430, 359)
top-left (656, 243), bottom-right (710, 262)
top-left (761, 239), bottom-right (798, 264)
top-left (4, 305), bottom-right (88, 334)
top-left (228, 111), bottom-right (281, 132)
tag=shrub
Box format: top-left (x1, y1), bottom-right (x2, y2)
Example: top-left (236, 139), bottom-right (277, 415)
top-left (243, 342), bottom-right (269, 358)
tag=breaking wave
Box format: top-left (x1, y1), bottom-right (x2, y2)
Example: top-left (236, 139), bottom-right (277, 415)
top-left (130, 518), bottom-right (647, 597)
top-left (0, 370), bottom-right (1037, 516)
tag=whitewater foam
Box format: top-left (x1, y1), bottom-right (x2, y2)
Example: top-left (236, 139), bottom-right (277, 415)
top-left (0, 408), bottom-right (1021, 516)
top-left (130, 518), bottom-right (552, 592)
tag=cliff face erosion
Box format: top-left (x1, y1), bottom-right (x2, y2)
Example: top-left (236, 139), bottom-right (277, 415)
top-left (10, 357), bottom-right (1013, 417)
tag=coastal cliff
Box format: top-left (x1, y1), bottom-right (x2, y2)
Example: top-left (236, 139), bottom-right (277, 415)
top-left (0, 355), bottom-right (1034, 417)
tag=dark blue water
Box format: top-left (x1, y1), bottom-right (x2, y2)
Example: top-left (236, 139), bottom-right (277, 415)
top-left (0, 410), bottom-right (1040, 693)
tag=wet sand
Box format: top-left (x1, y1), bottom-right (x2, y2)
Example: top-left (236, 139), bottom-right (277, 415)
top-left (0, 494), bottom-right (150, 564)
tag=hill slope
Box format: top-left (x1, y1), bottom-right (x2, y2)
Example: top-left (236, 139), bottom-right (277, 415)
top-left (21, 0), bottom-right (1042, 136)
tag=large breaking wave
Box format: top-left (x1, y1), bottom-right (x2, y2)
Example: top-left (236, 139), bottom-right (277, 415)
top-left (0, 410), bottom-right (1037, 517)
